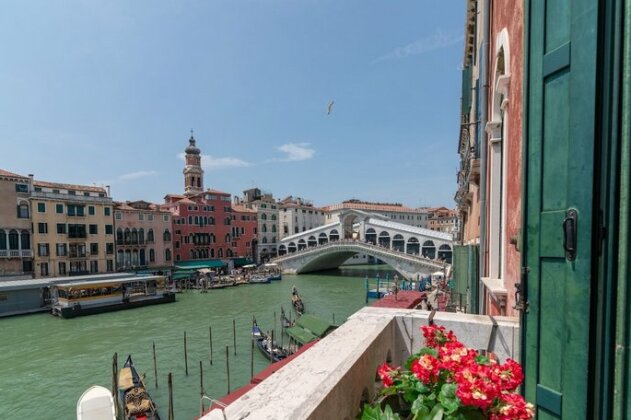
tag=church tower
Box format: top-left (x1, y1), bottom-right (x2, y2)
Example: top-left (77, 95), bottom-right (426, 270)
top-left (183, 132), bottom-right (204, 195)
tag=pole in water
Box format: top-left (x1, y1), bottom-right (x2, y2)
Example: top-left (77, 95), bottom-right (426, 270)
top-left (112, 352), bottom-right (119, 419)
top-left (226, 346), bottom-right (231, 394)
top-left (365, 276), bottom-right (369, 303)
top-left (332, 313), bottom-right (335, 324)
top-left (184, 331), bottom-right (189, 376)
top-left (273, 311), bottom-right (277, 343)
top-left (270, 330), bottom-right (274, 364)
top-left (168, 372), bottom-right (174, 420)
top-left (209, 326), bottom-right (213, 365)
top-left (153, 341), bottom-right (158, 388)
top-left (250, 335), bottom-right (255, 380)
top-left (233, 319), bottom-right (237, 356)
top-left (199, 360), bottom-right (205, 416)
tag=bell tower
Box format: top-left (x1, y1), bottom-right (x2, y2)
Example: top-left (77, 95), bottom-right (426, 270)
top-left (183, 131), bottom-right (204, 195)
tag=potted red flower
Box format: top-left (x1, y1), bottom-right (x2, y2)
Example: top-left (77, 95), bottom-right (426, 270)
top-left (361, 325), bottom-right (533, 420)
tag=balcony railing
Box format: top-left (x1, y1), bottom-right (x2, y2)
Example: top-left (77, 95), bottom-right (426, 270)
top-left (0, 250), bottom-right (32, 258)
top-left (201, 308), bottom-right (519, 420)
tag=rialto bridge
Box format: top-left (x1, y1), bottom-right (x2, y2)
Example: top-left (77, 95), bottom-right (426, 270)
top-left (272, 210), bottom-right (454, 279)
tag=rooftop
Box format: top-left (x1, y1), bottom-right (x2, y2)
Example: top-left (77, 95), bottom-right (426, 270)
top-left (0, 169), bottom-right (28, 179)
top-left (33, 180), bottom-right (107, 194)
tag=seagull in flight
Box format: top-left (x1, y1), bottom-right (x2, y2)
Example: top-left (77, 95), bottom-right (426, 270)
top-left (327, 100), bottom-right (335, 115)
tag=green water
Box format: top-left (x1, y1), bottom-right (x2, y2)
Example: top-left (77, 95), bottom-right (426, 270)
top-left (0, 266), bottom-right (398, 419)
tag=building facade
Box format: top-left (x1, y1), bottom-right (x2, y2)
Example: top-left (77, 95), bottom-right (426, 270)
top-left (323, 200), bottom-right (429, 229)
top-left (0, 169), bottom-right (33, 278)
top-left (238, 188), bottom-right (279, 263)
top-left (231, 204), bottom-right (258, 259)
top-left (278, 196), bottom-right (325, 241)
top-left (426, 207), bottom-right (459, 235)
top-left (113, 200), bottom-right (173, 272)
top-left (30, 180), bottom-right (114, 278)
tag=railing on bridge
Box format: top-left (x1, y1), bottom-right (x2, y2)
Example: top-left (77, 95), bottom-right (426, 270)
top-left (273, 239), bottom-right (449, 268)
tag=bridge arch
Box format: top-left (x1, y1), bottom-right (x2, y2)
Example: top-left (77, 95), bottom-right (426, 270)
top-left (288, 242), bottom-right (297, 253)
top-left (407, 237), bottom-right (420, 254)
top-left (307, 236), bottom-right (317, 247)
top-left (329, 229), bottom-right (340, 242)
top-left (365, 228), bottom-right (377, 245)
top-left (422, 240), bottom-right (436, 259)
top-left (438, 244), bottom-right (453, 263)
top-left (378, 231), bottom-right (390, 248)
top-left (318, 232), bottom-right (328, 244)
top-left (298, 239), bottom-right (307, 250)
top-left (392, 234), bottom-right (405, 252)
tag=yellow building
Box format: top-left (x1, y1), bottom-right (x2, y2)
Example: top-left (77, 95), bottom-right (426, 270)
top-left (30, 180), bottom-right (114, 278)
top-left (0, 169), bottom-right (33, 277)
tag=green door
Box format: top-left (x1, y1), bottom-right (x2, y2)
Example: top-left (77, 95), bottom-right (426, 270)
top-left (523, 0), bottom-right (598, 418)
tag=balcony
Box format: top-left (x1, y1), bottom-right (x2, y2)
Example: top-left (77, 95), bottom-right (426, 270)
top-left (202, 307), bottom-right (519, 420)
top-left (0, 250), bottom-right (32, 258)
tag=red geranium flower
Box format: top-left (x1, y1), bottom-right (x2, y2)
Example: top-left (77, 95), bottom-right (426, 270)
top-left (410, 354), bottom-right (441, 384)
top-left (490, 393), bottom-right (535, 420)
top-left (490, 358), bottom-right (524, 392)
top-left (377, 362), bottom-right (397, 387)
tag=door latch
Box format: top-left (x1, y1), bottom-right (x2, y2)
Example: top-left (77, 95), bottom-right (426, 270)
top-left (563, 209), bottom-right (578, 261)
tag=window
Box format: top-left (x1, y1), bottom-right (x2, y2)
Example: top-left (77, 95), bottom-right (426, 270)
top-left (56, 243), bottom-right (67, 256)
top-left (70, 261), bottom-right (87, 273)
top-left (67, 204), bottom-right (85, 216)
top-left (89, 224), bottom-right (98, 235)
top-left (115, 211), bottom-right (122, 220)
top-left (149, 249), bottom-right (155, 262)
top-left (88, 206), bottom-right (95, 215)
top-left (165, 249), bottom-right (172, 261)
top-left (106, 260), bottom-right (114, 272)
top-left (106, 243), bottom-right (114, 254)
top-left (56, 204), bottom-right (63, 214)
top-left (57, 223), bottom-right (67, 234)
top-left (37, 202), bottom-right (46, 213)
top-left (58, 262), bottom-right (67, 275)
top-left (38, 243), bottom-right (49, 256)
top-left (163, 214), bottom-right (169, 222)
top-left (17, 202), bottom-right (29, 218)
top-left (163, 229), bottom-right (171, 241)
top-left (147, 229), bottom-right (154, 242)
top-left (105, 207), bottom-right (111, 216)
top-left (40, 262), bottom-right (49, 277)
top-left (139, 213), bottom-right (144, 221)
top-left (147, 214), bottom-right (154, 221)
top-left (68, 224), bottom-right (87, 238)
top-left (69, 243), bottom-right (86, 258)
top-left (90, 243), bottom-right (98, 255)
top-left (38, 223), bottom-right (48, 234)
top-left (15, 183), bottom-right (28, 193)
top-left (90, 260), bottom-right (98, 273)
top-left (105, 224), bottom-right (113, 235)
top-left (68, 190), bottom-right (76, 195)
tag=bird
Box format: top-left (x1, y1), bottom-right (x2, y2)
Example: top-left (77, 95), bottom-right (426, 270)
top-left (327, 100), bottom-right (335, 115)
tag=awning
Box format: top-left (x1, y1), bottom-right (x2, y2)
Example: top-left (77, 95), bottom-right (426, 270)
top-left (172, 270), bottom-right (196, 280)
top-left (232, 257), bottom-right (253, 267)
top-left (175, 259), bottom-right (226, 270)
top-left (286, 326), bottom-right (318, 345)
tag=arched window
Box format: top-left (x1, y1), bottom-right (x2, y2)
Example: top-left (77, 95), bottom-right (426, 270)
top-left (308, 236), bottom-right (317, 247)
top-left (224, 217), bottom-right (231, 225)
top-left (139, 228), bottom-right (145, 244)
top-left (406, 237), bottom-right (420, 254)
top-left (422, 240), bottom-right (436, 259)
top-left (0, 230), bottom-right (6, 250)
top-left (318, 232), bottom-right (328, 245)
top-left (298, 239), bottom-right (307, 250)
top-left (210, 248), bottom-right (215, 258)
top-left (117, 250), bottom-right (124, 267)
top-left (438, 244), bottom-right (453, 264)
top-left (218, 248), bottom-right (223, 258)
top-left (365, 228), bottom-right (377, 245)
top-left (288, 242), bottom-right (297, 253)
top-left (17, 202), bottom-right (29, 219)
top-left (262, 224), bottom-right (267, 233)
top-left (124, 228), bottom-right (131, 244)
top-left (165, 249), bottom-right (171, 261)
top-left (225, 234), bottom-right (231, 243)
top-left (278, 245), bottom-right (287, 256)
top-left (163, 229), bottom-right (171, 242)
top-left (147, 229), bottom-right (154, 242)
top-left (139, 249), bottom-right (146, 265)
top-left (329, 229), bottom-right (340, 242)
top-left (188, 216), bottom-right (193, 224)
top-left (20, 231), bottom-right (30, 250)
top-left (8, 230), bottom-right (19, 250)
top-left (149, 249), bottom-right (155, 262)
top-left (261, 214), bottom-right (267, 220)
top-left (131, 228), bottom-right (138, 244)
top-left (226, 249), bottom-right (233, 257)
top-left (392, 234), bottom-right (405, 252)
top-left (271, 236), bottom-right (276, 243)
top-left (262, 237), bottom-right (268, 244)
top-left (272, 225), bottom-right (276, 233)
top-left (209, 217), bottom-right (215, 225)
top-left (117, 228), bottom-right (123, 243)
top-left (378, 231), bottom-right (390, 248)
top-left (271, 214), bottom-right (276, 220)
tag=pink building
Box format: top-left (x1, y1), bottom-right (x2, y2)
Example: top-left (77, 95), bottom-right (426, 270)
top-left (113, 200), bottom-right (173, 272)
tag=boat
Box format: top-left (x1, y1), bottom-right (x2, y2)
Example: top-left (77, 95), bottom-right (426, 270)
top-left (264, 263), bottom-right (282, 281)
top-left (118, 355), bottom-right (160, 420)
top-left (51, 276), bottom-right (176, 318)
top-left (76, 385), bottom-right (116, 420)
top-left (251, 319), bottom-right (290, 362)
top-left (291, 286), bottom-right (305, 316)
top-left (280, 306), bottom-right (293, 328)
top-left (249, 274), bottom-right (271, 284)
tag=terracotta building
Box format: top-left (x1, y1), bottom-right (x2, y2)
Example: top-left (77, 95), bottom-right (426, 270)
top-left (113, 200), bottom-right (173, 272)
top-left (0, 169), bottom-right (33, 277)
top-left (30, 179), bottom-right (114, 278)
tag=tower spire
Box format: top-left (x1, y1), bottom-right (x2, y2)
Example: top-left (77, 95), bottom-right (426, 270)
top-left (183, 131), bottom-right (203, 195)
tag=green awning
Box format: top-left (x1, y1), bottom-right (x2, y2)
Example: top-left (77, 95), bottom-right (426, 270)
top-left (174, 259), bottom-right (226, 270)
top-left (232, 257), bottom-right (253, 267)
top-left (295, 314), bottom-right (337, 337)
top-left (286, 326), bottom-right (318, 345)
top-left (172, 270), bottom-right (196, 280)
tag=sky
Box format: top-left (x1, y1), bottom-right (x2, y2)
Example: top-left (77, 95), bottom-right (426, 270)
top-left (0, 0), bottom-right (464, 209)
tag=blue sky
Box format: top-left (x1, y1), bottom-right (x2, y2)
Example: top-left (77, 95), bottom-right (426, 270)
top-left (0, 1), bottom-right (464, 208)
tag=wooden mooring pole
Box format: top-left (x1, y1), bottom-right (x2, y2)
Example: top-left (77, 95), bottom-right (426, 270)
top-left (209, 326), bottom-right (213, 365)
top-left (250, 336), bottom-right (255, 380)
top-left (226, 346), bottom-right (231, 394)
top-left (112, 352), bottom-right (119, 419)
top-left (200, 360), bottom-right (205, 416)
top-left (168, 372), bottom-right (174, 420)
top-left (233, 319), bottom-right (237, 356)
top-left (153, 341), bottom-right (158, 388)
top-left (184, 331), bottom-right (189, 376)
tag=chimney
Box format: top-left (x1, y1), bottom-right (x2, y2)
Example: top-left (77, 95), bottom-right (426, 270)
top-left (106, 185), bottom-right (111, 197)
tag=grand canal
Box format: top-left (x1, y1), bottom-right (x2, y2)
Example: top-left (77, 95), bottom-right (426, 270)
top-left (0, 266), bottom-right (398, 419)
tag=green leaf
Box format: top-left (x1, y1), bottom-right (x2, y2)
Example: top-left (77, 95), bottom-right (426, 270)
top-left (382, 404), bottom-right (402, 420)
top-left (419, 347), bottom-right (439, 358)
top-left (474, 355), bottom-right (490, 365)
top-left (415, 381), bottom-right (431, 394)
top-left (419, 403), bottom-right (444, 420)
top-left (438, 384), bottom-right (459, 415)
top-left (360, 404), bottom-right (383, 420)
top-left (457, 407), bottom-right (486, 420)
top-left (411, 396), bottom-right (431, 417)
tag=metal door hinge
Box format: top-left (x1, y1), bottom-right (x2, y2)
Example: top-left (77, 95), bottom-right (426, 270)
top-left (514, 267), bottom-right (530, 313)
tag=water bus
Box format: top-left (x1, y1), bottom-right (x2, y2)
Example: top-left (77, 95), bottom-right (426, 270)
top-left (51, 275), bottom-right (175, 318)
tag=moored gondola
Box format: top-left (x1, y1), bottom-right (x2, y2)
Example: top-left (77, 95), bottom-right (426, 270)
top-left (118, 355), bottom-right (160, 420)
top-left (251, 318), bottom-right (290, 362)
top-left (291, 286), bottom-right (305, 316)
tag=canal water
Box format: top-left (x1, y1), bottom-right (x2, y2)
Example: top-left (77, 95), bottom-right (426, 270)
top-left (0, 266), bottom-right (398, 419)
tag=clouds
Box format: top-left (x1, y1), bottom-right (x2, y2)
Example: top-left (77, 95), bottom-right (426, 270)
top-left (176, 142), bottom-right (315, 170)
top-left (276, 143), bottom-right (315, 162)
top-left (373, 30), bottom-right (463, 64)
top-left (118, 170), bottom-right (157, 181)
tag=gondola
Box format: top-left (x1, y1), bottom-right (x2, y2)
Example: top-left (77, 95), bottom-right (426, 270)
top-left (280, 306), bottom-right (293, 328)
top-left (251, 318), bottom-right (289, 362)
top-left (291, 286), bottom-right (305, 316)
top-left (118, 355), bottom-right (161, 420)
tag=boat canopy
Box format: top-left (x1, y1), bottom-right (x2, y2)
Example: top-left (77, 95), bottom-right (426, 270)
top-left (175, 259), bottom-right (226, 270)
top-left (295, 314), bottom-right (337, 337)
top-left (286, 326), bottom-right (318, 345)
